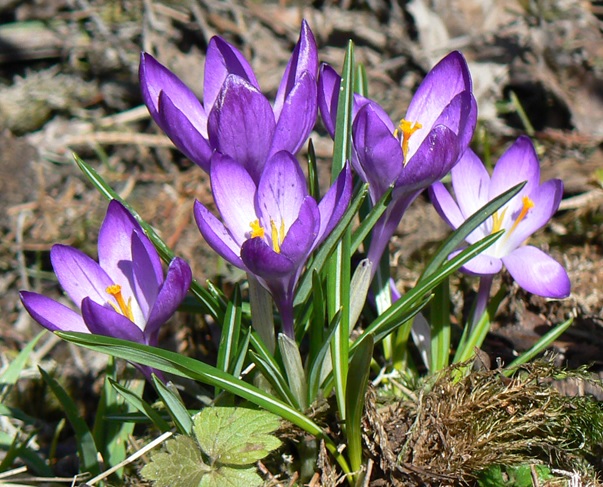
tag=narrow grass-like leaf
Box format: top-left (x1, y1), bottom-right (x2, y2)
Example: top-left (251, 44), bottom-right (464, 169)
top-left (307, 310), bottom-right (341, 404)
top-left (308, 270), bottom-right (325, 368)
top-left (354, 63), bottom-right (368, 97)
top-left (249, 351), bottom-right (298, 408)
top-left (215, 284), bottom-right (242, 396)
top-left (153, 375), bottom-right (193, 435)
top-left (420, 182), bottom-right (525, 280)
top-left (73, 154), bottom-right (224, 322)
top-left (278, 334), bottom-right (308, 411)
top-left (430, 278), bottom-right (451, 372)
top-left (57, 331), bottom-right (351, 475)
top-left (38, 366), bottom-right (100, 476)
top-left (0, 331), bottom-right (44, 387)
top-left (307, 139), bottom-right (320, 200)
top-left (109, 378), bottom-right (171, 432)
top-left (350, 185), bottom-right (393, 254)
top-left (345, 333), bottom-right (373, 477)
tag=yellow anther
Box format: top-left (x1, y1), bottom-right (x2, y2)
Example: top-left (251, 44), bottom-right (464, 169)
top-left (396, 119), bottom-right (423, 166)
top-left (250, 219), bottom-right (265, 238)
top-left (505, 196), bottom-right (535, 240)
top-left (106, 284), bottom-right (135, 321)
top-left (270, 220), bottom-right (281, 253)
top-left (491, 208), bottom-right (508, 234)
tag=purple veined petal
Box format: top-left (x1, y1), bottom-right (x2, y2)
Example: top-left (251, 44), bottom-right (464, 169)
top-left (51, 244), bottom-right (114, 310)
top-left (316, 163), bottom-right (353, 244)
top-left (208, 75), bottom-right (276, 181)
top-left (256, 151), bottom-right (308, 239)
top-left (146, 257), bottom-right (192, 336)
top-left (502, 179), bottom-right (564, 253)
top-left (279, 196), bottom-right (320, 264)
top-left (274, 19), bottom-right (318, 119)
top-left (204, 36), bottom-right (260, 114)
top-left (241, 236), bottom-right (295, 279)
top-left (396, 125), bottom-right (459, 195)
top-left (489, 136), bottom-right (541, 201)
top-left (457, 251), bottom-right (503, 276)
top-left (353, 104), bottom-right (403, 202)
top-left (405, 51), bottom-right (472, 135)
top-left (450, 149), bottom-right (491, 220)
top-left (317, 64), bottom-right (340, 137)
top-left (19, 291), bottom-right (87, 333)
top-left (503, 246), bottom-right (571, 298)
top-left (81, 297), bottom-right (146, 342)
top-left (429, 182), bottom-right (465, 231)
top-left (139, 53), bottom-right (208, 137)
top-left (157, 92), bottom-right (213, 171)
top-left (271, 72), bottom-right (317, 156)
top-left (193, 200), bottom-right (246, 270)
top-left (129, 229), bottom-right (162, 322)
top-left (210, 153), bottom-right (258, 245)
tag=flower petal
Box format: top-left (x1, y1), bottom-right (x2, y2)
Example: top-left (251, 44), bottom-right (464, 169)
top-left (194, 200), bottom-right (246, 269)
top-left (274, 20), bottom-right (318, 119)
top-left (279, 196), bottom-right (320, 264)
top-left (208, 76), bottom-right (276, 181)
top-left (51, 244), bottom-right (113, 309)
top-left (271, 72), bottom-right (317, 156)
top-left (20, 291), bottom-right (87, 332)
top-left (317, 163), bottom-right (353, 244)
top-left (317, 64), bottom-right (340, 137)
top-left (490, 136), bottom-right (540, 201)
top-left (157, 91), bottom-right (213, 171)
top-left (241, 237), bottom-right (295, 279)
top-left (146, 257), bottom-right (192, 336)
top-left (458, 251), bottom-right (503, 275)
top-left (81, 298), bottom-right (145, 342)
top-left (503, 246), bottom-right (570, 298)
top-left (204, 36), bottom-right (260, 113)
top-left (139, 53), bottom-right (208, 137)
top-left (429, 182), bottom-right (465, 230)
top-left (256, 151), bottom-right (308, 237)
top-left (451, 149), bottom-right (491, 219)
top-left (210, 152), bottom-right (258, 245)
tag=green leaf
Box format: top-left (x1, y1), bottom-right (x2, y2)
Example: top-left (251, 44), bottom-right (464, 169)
top-left (199, 466), bottom-right (262, 487)
top-left (216, 284), bottom-right (242, 397)
top-left (109, 378), bottom-right (171, 432)
top-left (153, 375), bottom-right (194, 435)
top-left (141, 435), bottom-right (210, 487)
top-left (0, 331), bottom-right (44, 387)
top-left (193, 407), bottom-right (281, 465)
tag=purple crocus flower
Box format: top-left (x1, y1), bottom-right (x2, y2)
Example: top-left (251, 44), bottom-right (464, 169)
top-left (319, 51), bottom-right (477, 272)
top-left (194, 150), bottom-right (353, 338)
top-left (20, 200), bottom-right (192, 377)
top-left (140, 20), bottom-right (318, 181)
top-left (429, 135), bottom-right (570, 302)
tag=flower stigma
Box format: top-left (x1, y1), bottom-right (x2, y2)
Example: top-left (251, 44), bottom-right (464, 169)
top-left (250, 219), bottom-right (265, 238)
top-left (505, 196), bottom-right (535, 241)
top-left (106, 284), bottom-right (135, 321)
top-left (394, 119), bottom-right (422, 166)
top-left (270, 219), bottom-right (286, 254)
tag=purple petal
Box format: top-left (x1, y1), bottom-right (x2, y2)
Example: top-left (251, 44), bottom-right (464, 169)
top-left (256, 151), bottom-right (308, 238)
top-left (51, 244), bottom-right (113, 309)
top-left (502, 179), bottom-right (564, 253)
top-left (146, 257), bottom-right (192, 336)
top-left (157, 92), bottom-right (212, 171)
top-left (274, 20), bottom-right (318, 119)
top-left (458, 251), bottom-right (503, 275)
top-left (20, 291), bottom-right (87, 333)
top-left (129, 230), bottom-right (161, 320)
top-left (316, 163), bottom-right (353, 244)
top-left (210, 152), bottom-right (258, 245)
top-left (81, 298), bottom-right (145, 342)
top-left (279, 196), bottom-right (320, 264)
top-left (241, 237), bottom-right (295, 279)
top-left (139, 53), bottom-right (208, 137)
top-left (451, 149), bottom-right (491, 220)
top-left (271, 72), bottom-right (317, 156)
top-left (490, 136), bottom-right (541, 200)
top-left (317, 64), bottom-right (340, 137)
top-left (503, 246), bottom-right (570, 298)
top-left (208, 76), bottom-right (276, 181)
top-left (353, 104), bottom-right (403, 202)
top-left (193, 200), bottom-right (246, 270)
top-left (204, 36), bottom-right (260, 113)
top-left (406, 51), bottom-right (472, 134)
top-left (429, 182), bottom-right (465, 230)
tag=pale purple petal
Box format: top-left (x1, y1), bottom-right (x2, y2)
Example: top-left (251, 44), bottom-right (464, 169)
top-left (451, 149), bottom-right (491, 219)
top-left (490, 136), bottom-right (540, 200)
top-left (503, 246), bottom-right (570, 298)
top-left (204, 36), bottom-right (260, 113)
top-left (429, 182), bottom-right (465, 230)
top-left (193, 200), bottom-right (246, 270)
top-left (157, 92), bottom-right (213, 171)
top-left (316, 163), bottom-right (353, 244)
top-left (129, 230), bottom-right (161, 320)
top-left (20, 291), bottom-right (87, 333)
top-left (208, 76), bottom-right (276, 181)
top-left (279, 196), bottom-right (320, 264)
top-left (51, 244), bottom-right (113, 309)
top-left (256, 151), bottom-right (308, 236)
top-left (271, 72), bottom-right (317, 156)
top-left (210, 153), bottom-right (258, 245)
top-left (139, 53), bottom-right (208, 137)
top-left (317, 64), bottom-right (340, 137)
top-left (274, 20), bottom-right (318, 119)
top-left (146, 257), bottom-right (192, 336)
top-left (81, 298), bottom-right (146, 341)
top-left (458, 251), bottom-right (503, 275)
top-left (241, 237), bottom-right (295, 279)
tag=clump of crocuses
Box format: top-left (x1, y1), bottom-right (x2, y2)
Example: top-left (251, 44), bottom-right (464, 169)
top-left (139, 20), bottom-right (318, 181)
top-left (20, 200), bottom-right (192, 377)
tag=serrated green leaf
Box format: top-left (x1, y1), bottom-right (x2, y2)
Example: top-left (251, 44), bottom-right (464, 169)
top-left (193, 407), bottom-right (281, 465)
top-left (199, 466), bottom-right (262, 487)
top-left (141, 435), bottom-right (210, 487)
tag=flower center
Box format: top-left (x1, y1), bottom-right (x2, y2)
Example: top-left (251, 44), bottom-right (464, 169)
top-left (394, 119), bottom-right (422, 166)
top-left (106, 284), bottom-right (134, 321)
top-left (491, 196), bottom-right (535, 241)
top-left (249, 218), bottom-right (286, 254)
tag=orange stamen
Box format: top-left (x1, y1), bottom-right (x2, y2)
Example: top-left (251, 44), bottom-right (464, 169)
top-left (505, 196), bottom-right (535, 240)
top-left (270, 220), bottom-right (282, 253)
top-left (396, 119), bottom-right (423, 166)
top-left (106, 284), bottom-right (134, 321)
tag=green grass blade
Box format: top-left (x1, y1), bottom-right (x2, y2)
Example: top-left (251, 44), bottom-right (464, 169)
top-left (0, 331), bottom-right (44, 387)
top-left (38, 366), bottom-right (101, 476)
top-left (215, 284), bottom-right (242, 395)
top-left (109, 378), bottom-right (171, 432)
top-left (307, 310), bottom-right (341, 405)
top-left (152, 375), bottom-right (193, 435)
top-left (350, 185), bottom-right (393, 254)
